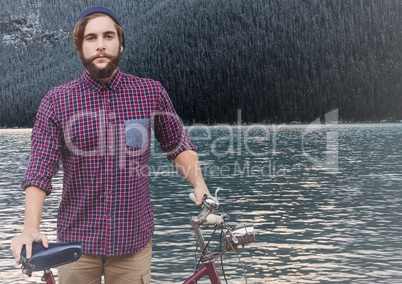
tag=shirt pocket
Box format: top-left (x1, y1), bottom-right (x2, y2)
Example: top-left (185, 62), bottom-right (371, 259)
top-left (124, 119), bottom-right (150, 149)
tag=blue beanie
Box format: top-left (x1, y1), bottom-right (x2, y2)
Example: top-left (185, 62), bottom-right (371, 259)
top-left (76, 6), bottom-right (124, 46)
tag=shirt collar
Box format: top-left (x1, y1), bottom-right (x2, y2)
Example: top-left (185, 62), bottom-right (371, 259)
top-left (82, 69), bottom-right (123, 91)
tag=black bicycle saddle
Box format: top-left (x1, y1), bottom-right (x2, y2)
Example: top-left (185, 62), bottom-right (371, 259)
top-left (20, 242), bottom-right (82, 276)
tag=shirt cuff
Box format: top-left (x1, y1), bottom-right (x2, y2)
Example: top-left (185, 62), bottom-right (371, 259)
top-left (166, 141), bottom-right (197, 161)
top-left (21, 176), bottom-right (52, 195)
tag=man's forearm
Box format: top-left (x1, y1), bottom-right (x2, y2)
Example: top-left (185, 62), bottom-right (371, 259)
top-left (10, 186), bottom-right (48, 262)
top-left (173, 150), bottom-right (205, 187)
top-left (173, 150), bottom-right (210, 205)
top-left (23, 186), bottom-right (46, 232)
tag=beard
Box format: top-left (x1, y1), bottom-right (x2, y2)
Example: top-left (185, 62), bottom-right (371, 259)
top-left (80, 51), bottom-right (121, 80)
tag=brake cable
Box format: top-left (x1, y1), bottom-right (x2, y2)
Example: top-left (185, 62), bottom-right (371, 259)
top-left (194, 225), bottom-right (219, 272)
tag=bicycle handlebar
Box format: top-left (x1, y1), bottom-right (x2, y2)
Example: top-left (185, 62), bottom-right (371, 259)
top-left (189, 191), bottom-right (255, 251)
top-left (189, 192), bottom-right (223, 225)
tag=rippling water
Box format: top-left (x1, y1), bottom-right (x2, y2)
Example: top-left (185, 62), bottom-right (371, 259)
top-left (1, 124), bottom-right (402, 283)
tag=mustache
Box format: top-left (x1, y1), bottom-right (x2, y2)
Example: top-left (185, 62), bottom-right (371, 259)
top-left (87, 53), bottom-right (115, 61)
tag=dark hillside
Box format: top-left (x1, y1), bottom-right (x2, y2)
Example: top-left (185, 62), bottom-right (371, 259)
top-left (1, 0), bottom-right (402, 126)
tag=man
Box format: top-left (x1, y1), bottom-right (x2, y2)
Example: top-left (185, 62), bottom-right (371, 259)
top-left (10, 6), bottom-right (210, 283)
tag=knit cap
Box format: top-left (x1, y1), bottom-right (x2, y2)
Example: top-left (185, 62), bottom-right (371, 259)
top-left (76, 6), bottom-right (124, 47)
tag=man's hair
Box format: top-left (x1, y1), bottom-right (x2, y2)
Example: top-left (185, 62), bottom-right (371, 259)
top-left (72, 13), bottom-right (124, 54)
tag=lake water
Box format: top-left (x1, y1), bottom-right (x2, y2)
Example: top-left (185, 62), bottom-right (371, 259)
top-left (0, 124), bottom-right (402, 283)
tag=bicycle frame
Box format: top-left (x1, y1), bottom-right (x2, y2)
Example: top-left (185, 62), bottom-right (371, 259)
top-left (41, 270), bottom-right (56, 284)
top-left (183, 262), bottom-right (221, 284)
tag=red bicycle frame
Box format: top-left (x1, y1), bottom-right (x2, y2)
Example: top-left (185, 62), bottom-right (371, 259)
top-left (41, 270), bottom-right (56, 284)
top-left (183, 262), bottom-right (221, 284)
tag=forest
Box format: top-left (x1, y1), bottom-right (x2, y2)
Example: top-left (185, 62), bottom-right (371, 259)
top-left (1, 0), bottom-right (402, 127)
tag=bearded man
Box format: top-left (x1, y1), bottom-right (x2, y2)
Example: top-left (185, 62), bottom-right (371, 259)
top-left (10, 6), bottom-right (210, 284)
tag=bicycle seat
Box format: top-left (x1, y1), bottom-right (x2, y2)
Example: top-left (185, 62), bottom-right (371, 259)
top-left (20, 242), bottom-right (82, 275)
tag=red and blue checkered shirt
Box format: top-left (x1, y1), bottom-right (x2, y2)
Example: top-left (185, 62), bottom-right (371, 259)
top-left (22, 69), bottom-right (196, 256)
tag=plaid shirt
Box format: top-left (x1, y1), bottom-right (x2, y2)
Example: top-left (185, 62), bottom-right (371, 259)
top-left (22, 69), bottom-right (196, 256)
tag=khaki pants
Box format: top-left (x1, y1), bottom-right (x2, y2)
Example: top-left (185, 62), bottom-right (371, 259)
top-left (58, 240), bottom-right (152, 284)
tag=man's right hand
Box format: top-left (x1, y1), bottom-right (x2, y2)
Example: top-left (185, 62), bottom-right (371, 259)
top-left (10, 231), bottom-right (49, 264)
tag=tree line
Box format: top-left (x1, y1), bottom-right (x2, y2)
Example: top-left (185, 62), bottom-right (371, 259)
top-left (1, 0), bottom-right (402, 127)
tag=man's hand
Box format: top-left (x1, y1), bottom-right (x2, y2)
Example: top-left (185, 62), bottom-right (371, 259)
top-left (193, 184), bottom-right (211, 206)
top-left (10, 231), bottom-right (49, 264)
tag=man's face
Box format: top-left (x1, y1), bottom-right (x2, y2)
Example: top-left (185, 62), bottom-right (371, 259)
top-left (80, 15), bottom-right (123, 81)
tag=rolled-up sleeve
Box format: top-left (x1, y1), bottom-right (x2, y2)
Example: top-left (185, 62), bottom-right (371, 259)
top-left (21, 92), bottom-right (61, 195)
top-left (153, 86), bottom-right (197, 161)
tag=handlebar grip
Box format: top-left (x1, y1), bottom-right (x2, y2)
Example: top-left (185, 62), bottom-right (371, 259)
top-left (206, 214), bottom-right (223, 225)
top-left (189, 192), bottom-right (197, 203)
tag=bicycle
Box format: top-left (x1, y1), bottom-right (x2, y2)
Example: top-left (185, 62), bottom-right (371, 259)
top-left (19, 190), bottom-right (255, 284)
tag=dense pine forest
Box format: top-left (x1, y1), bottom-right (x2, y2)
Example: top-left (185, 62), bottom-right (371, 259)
top-left (1, 0), bottom-right (402, 127)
